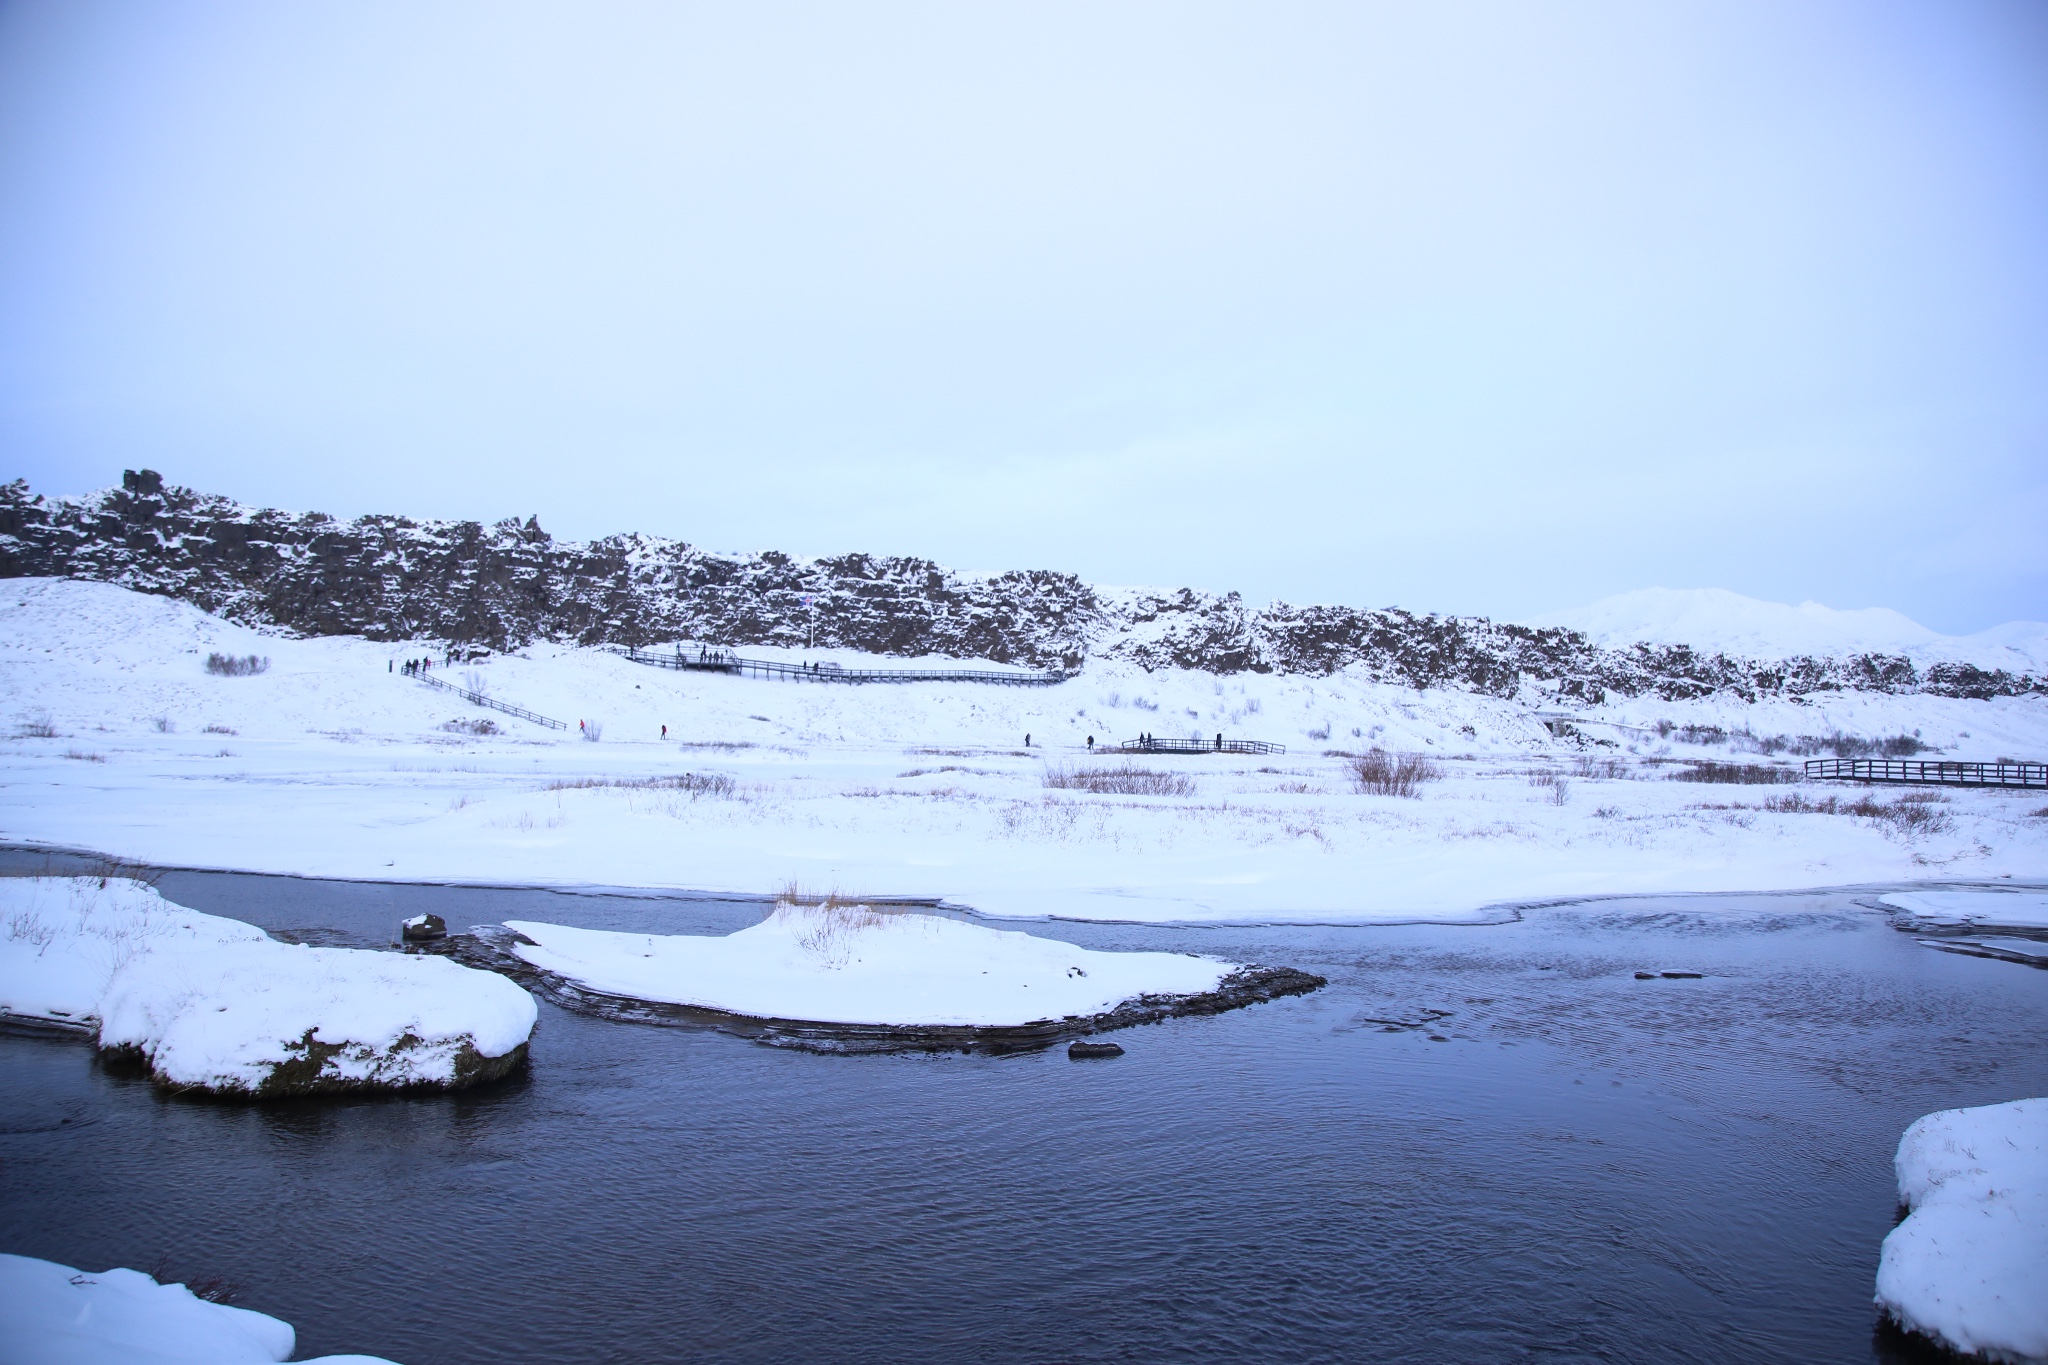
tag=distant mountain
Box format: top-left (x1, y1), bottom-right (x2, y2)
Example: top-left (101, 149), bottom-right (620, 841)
top-left (1528, 588), bottom-right (2048, 673)
top-left (2, 471), bottom-right (2041, 703)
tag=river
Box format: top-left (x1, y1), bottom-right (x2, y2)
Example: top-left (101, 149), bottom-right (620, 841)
top-left (3, 852), bottom-right (2044, 1363)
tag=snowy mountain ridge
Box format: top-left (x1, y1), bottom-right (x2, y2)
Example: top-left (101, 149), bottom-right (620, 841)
top-left (1, 471), bottom-right (2041, 704)
top-left (1528, 588), bottom-right (2048, 673)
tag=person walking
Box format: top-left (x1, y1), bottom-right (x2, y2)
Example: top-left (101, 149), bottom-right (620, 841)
top-left (1024, 733), bottom-right (1031, 748)
top-left (661, 725), bottom-right (668, 739)
top-left (1087, 736), bottom-right (1094, 750)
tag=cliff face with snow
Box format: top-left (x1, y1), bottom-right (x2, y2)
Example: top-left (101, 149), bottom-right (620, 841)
top-left (1, 471), bottom-right (2039, 703)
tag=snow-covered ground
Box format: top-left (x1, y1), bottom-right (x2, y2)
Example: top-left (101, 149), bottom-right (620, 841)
top-left (507, 902), bottom-right (1230, 1026)
top-left (0, 876), bottom-right (535, 1095)
top-left (1527, 587), bottom-right (2048, 672)
top-left (1875, 1098), bottom-right (2048, 1364)
top-left (0, 1252), bottom-right (401, 1364)
top-left (2, 578), bottom-right (2045, 923)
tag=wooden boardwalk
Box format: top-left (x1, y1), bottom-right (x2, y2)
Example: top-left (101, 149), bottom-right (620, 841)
top-left (1804, 758), bottom-right (2045, 789)
top-left (1106, 736), bottom-right (1287, 756)
top-left (410, 673), bottom-right (567, 731)
top-left (616, 646), bottom-right (1065, 687)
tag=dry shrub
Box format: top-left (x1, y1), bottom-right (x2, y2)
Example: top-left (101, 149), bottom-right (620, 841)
top-left (441, 717), bottom-right (501, 736)
top-left (1352, 748), bottom-right (1441, 798)
top-left (1763, 790), bottom-right (1956, 836)
top-left (767, 888), bottom-right (908, 967)
top-left (202, 724), bottom-right (237, 735)
top-left (1572, 756), bottom-right (1629, 780)
top-left (1528, 771), bottom-right (1571, 805)
top-left (1045, 764), bottom-right (1196, 796)
top-left (547, 772), bottom-right (736, 798)
top-left (62, 749), bottom-right (105, 763)
top-left (204, 653), bottom-right (269, 677)
top-left (1667, 761), bottom-right (1800, 785)
top-left (17, 713), bottom-right (58, 739)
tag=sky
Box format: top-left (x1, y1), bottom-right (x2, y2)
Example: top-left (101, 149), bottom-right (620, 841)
top-left (0, 1), bottom-right (2043, 634)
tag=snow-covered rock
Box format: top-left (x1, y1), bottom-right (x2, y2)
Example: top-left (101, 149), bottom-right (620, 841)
top-left (504, 903), bottom-right (1232, 1027)
top-left (1, 877), bottom-right (536, 1097)
top-left (0, 1252), bottom-right (400, 1364)
top-left (1875, 1098), bottom-right (2048, 1364)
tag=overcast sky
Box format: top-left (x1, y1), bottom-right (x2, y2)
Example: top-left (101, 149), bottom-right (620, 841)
top-left (1, 1), bottom-right (2042, 633)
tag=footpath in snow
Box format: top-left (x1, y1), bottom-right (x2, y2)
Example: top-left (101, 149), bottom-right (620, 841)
top-left (0, 876), bottom-right (535, 1097)
top-left (2, 577), bottom-right (2045, 923)
top-left (0, 1252), bottom-right (402, 1365)
top-left (1876, 1098), bottom-right (2048, 1364)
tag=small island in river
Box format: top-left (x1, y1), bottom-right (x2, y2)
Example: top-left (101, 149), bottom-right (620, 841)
top-left (449, 897), bottom-right (1325, 1054)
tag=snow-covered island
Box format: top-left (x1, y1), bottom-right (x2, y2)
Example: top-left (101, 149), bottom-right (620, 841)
top-left (1876, 1098), bottom-right (2048, 1364)
top-left (490, 900), bottom-right (1323, 1051)
top-left (0, 1252), bottom-right (402, 1364)
top-left (0, 876), bottom-right (536, 1097)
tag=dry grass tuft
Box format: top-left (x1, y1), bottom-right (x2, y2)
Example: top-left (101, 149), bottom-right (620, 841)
top-left (1667, 761), bottom-right (1801, 785)
top-left (1351, 748), bottom-right (1441, 798)
top-left (1044, 764), bottom-right (1196, 796)
top-left (546, 772), bottom-right (736, 798)
top-left (204, 653), bottom-right (269, 677)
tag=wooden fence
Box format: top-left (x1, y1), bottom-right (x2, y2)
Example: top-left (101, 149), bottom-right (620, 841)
top-left (1804, 758), bottom-right (2045, 788)
top-left (1107, 736), bottom-right (1287, 756)
top-left (410, 673), bottom-right (567, 731)
top-left (616, 646), bottom-right (1064, 687)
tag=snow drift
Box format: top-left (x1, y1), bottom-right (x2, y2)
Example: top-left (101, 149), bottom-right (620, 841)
top-left (0, 1252), bottom-right (401, 1364)
top-left (1875, 1098), bottom-right (2048, 1364)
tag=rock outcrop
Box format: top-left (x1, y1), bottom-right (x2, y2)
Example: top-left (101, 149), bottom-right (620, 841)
top-left (2, 471), bottom-right (2039, 703)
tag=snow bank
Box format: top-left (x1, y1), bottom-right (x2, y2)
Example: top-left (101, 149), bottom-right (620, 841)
top-left (0, 876), bottom-right (268, 1030)
top-left (1875, 1098), bottom-right (2048, 1364)
top-left (1883, 892), bottom-right (2048, 931)
top-left (0, 1252), bottom-right (400, 1364)
top-left (1, 877), bottom-right (536, 1097)
top-left (504, 904), bottom-right (1231, 1026)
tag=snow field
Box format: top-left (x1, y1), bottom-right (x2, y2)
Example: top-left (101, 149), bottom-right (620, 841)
top-left (506, 902), bottom-right (1230, 1026)
top-left (0, 876), bottom-right (536, 1096)
top-left (3, 578), bottom-right (2045, 921)
top-left (0, 1252), bottom-right (401, 1365)
top-left (1875, 1099), bottom-right (2048, 1364)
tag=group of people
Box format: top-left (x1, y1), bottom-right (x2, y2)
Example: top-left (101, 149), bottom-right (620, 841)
top-left (398, 657), bottom-right (433, 676)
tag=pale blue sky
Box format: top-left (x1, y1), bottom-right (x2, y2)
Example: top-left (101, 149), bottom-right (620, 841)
top-left (1, 1), bottom-right (2043, 632)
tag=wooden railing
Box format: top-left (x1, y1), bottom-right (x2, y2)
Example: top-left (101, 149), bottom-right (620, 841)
top-left (410, 673), bottom-right (568, 731)
top-left (1804, 758), bottom-right (2045, 788)
top-left (615, 646), bottom-right (1065, 687)
top-left (1107, 736), bottom-right (1286, 756)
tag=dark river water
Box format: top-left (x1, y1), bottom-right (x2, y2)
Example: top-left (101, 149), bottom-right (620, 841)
top-left (3, 852), bottom-right (2045, 1364)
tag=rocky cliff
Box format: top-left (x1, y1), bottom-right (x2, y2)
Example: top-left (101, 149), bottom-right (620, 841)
top-left (1, 471), bottom-right (2037, 703)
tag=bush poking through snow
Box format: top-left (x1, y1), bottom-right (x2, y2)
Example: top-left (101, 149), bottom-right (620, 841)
top-left (1044, 764), bottom-right (1196, 796)
top-left (16, 712), bottom-right (58, 738)
top-left (1667, 761), bottom-right (1801, 785)
top-left (1351, 748), bottom-right (1441, 798)
top-left (204, 653), bottom-right (270, 677)
top-left (440, 717), bottom-right (501, 736)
